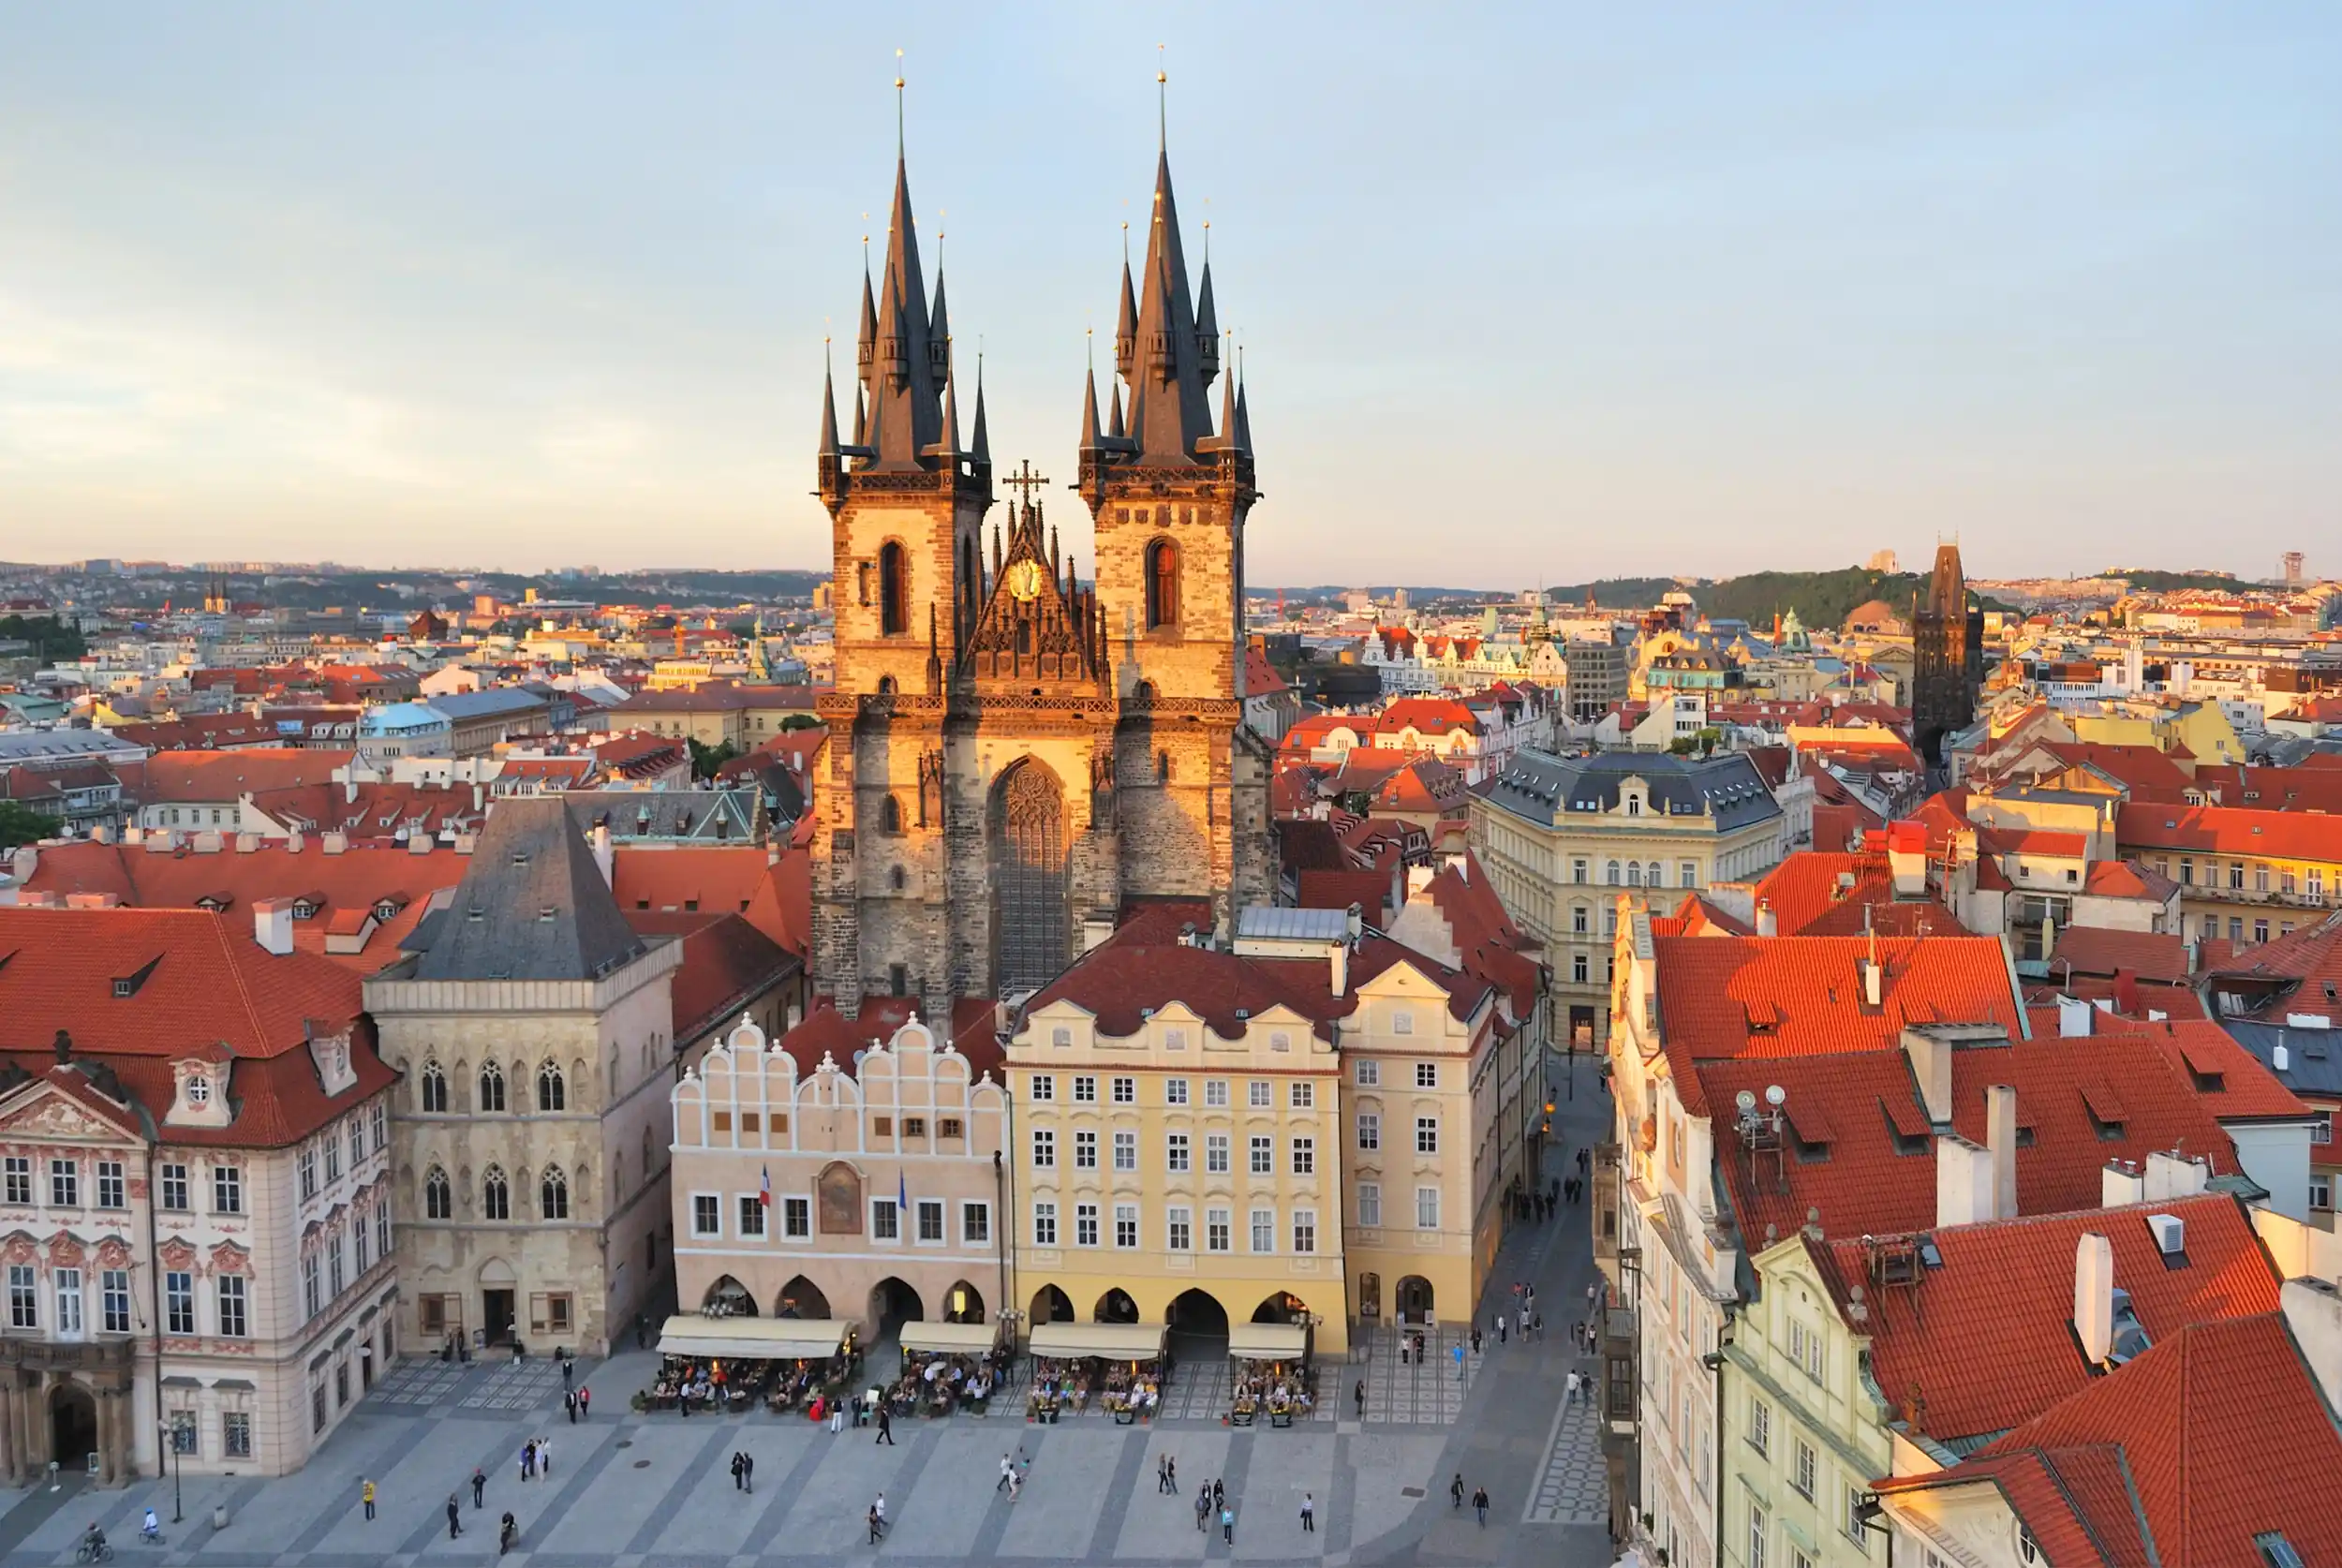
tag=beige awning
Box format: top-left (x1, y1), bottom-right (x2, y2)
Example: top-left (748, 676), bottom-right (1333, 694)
top-left (1027, 1323), bottom-right (1166, 1361)
top-left (657, 1315), bottom-right (847, 1361)
top-left (897, 1321), bottom-right (1000, 1354)
top-left (1228, 1323), bottom-right (1309, 1361)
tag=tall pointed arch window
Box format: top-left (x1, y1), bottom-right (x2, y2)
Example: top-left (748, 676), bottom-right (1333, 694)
top-left (478, 1061), bottom-right (506, 1113)
top-left (537, 1062), bottom-right (566, 1112)
top-left (424, 1166), bottom-right (452, 1220)
top-left (880, 541), bottom-right (910, 636)
top-left (482, 1165), bottom-right (511, 1221)
top-left (1145, 540), bottom-right (1179, 630)
top-left (420, 1060), bottom-right (448, 1114)
top-left (540, 1166), bottom-right (570, 1220)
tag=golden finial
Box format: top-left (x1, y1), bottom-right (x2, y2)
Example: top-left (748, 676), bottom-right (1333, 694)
top-left (894, 49), bottom-right (906, 154)
top-left (1157, 44), bottom-right (1169, 149)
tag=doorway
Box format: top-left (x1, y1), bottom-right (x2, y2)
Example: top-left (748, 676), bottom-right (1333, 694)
top-left (482, 1290), bottom-right (517, 1345)
top-left (50, 1383), bottom-right (97, 1471)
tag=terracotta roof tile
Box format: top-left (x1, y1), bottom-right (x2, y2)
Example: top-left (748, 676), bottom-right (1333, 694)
top-left (1655, 934), bottom-right (2023, 1060)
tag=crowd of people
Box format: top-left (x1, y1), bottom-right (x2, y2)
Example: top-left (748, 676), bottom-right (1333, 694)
top-left (1229, 1361), bottom-right (1315, 1425)
top-left (1025, 1354), bottom-right (1166, 1420)
top-left (646, 1345), bottom-right (861, 1416)
top-left (881, 1345), bottom-right (1006, 1418)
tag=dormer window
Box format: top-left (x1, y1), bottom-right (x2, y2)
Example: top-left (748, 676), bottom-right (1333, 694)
top-left (186, 1076), bottom-right (210, 1106)
top-left (289, 900), bottom-right (318, 920)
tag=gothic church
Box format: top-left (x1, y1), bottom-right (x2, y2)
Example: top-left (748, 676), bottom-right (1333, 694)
top-left (806, 113), bottom-right (1274, 1021)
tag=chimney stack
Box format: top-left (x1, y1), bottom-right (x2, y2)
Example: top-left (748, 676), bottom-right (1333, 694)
top-left (253, 897), bottom-right (294, 956)
top-left (2057, 994), bottom-right (2093, 1037)
top-left (2280, 1279), bottom-right (2342, 1411)
top-left (1903, 1027), bottom-right (1954, 1124)
top-left (591, 822), bottom-right (615, 886)
top-left (1935, 1132), bottom-right (1994, 1228)
top-left (1986, 1084), bottom-right (2019, 1220)
top-left (2073, 1233), bottom-right (2114, 1365)
top-left (2144, 1150), bottom-right (2209, 1201)
top-left (2102, 1159), bottom-right (2145, 1207)
top-left (1755, 899), bottom-right (1778, 939)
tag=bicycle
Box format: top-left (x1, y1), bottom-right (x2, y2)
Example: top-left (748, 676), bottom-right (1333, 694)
top-left (75, 1542), bottom-right (114, 1563)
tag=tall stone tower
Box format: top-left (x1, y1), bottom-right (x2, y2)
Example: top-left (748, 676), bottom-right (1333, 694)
top-left (803, 110), bottom-right (1273, 1025)
top-left (1911, 542), bottom-right (1984, 768)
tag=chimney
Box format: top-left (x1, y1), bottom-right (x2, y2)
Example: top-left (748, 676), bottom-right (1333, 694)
top-left (1935, 1132), bottom-right (1994, 1228)
top-left (408, 831), bottom-right (435, 855)
top-left (1755, 899), bottom-right (1778, 939)
top-left (591, 822), bottom-right (615, 885)
top-left (144, 830), bottom-right (174, 853)
top-left (191, 831), bottom-right (222, 854)
top-left (253, 897), bottom-right (294, 956)
top-left (1406, 865), bottom-right (1435, 898)
top-left (472, 782), bottom-right (484, 811)
top-left (1903, 1027), bottom-right (1954, 1124)
top-left (1886, 823), bottom-right (1926, 896)
top-left (2102, 1159), bottom-right (2145, 1207)
top-left (345, 777), bottom-right (359, 804)
top-left (286, 829), bottom-right (304, 853)
top-left (8, 845), bottom-right (33, 885)
top-left (2280, 1279), bottom-right (2342, 1411)
top-left (1986, 1084), bottom-right (2019, 1220)
top-left (234, 832), bottom-right (259, 853)
top-left (321, 831), bottom-right (348, 855)
top-left (2073, 1233), bottom-right (2114, 1365)
top-left (2057, 994), bottom-right (2093, 1037)
top-left (2143, 1150), bottom-right (2209, 1201)
top-left (1861, 957), bottom-right (1883, 1009)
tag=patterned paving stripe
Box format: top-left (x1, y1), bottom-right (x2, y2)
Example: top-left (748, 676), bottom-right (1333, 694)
top-left (1521, 1393), bottom-right (1607, 1526)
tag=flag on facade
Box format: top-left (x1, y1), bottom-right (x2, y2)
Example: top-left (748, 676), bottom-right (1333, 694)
top-left (898, 1170), bottom-right (909, 1217)
top-left (759, 1165), bottom-right (772, 1207)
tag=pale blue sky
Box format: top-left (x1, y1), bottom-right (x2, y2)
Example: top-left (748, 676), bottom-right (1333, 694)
top-left (2, 3), bottom-right (2336, 584)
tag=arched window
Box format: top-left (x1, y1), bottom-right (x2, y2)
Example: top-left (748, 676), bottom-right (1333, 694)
top-left (482, 1165), bottom-right (510, 1221)
top-left (420, 1060), bottom-right (448, 1114)
top-left (478, 1061), bottom-right (506, 1113)
top-left (537, 1062), bottom-right (565, 1112)
top-left (424, 1165), bottom-right (452, 1220)
top-left (541, 1166), bottom-right (570, 1220)
top-left (879, 541), bottom-right (910, 635)
top-left (1625, 862), bottom-right (1643, 888)
top-left (1158, 750), bottom-right (1173, 784)
top-left (1144, 539), bottom-right (1179, 629)
top-left (1606, 860), bottom-right (1622, 886)
top-left (880, 794), bottom-right (902, 835)
top-left (876, 674), bottom-right (897, 696)
top-left (642, 1126), bottom-right (654, 1184)
top-left (889, 865), bottom-right (906, 892)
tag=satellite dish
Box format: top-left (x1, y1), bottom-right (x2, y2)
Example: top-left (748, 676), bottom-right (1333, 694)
top-left (1735, 1089), bottom-right (1757, 1114)
top-left (1765, 1085), bottom-right (1786, 1107)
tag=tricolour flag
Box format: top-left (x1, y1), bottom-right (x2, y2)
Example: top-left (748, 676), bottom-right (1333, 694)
top-left (759, 1166), bottom-right (772, 1207)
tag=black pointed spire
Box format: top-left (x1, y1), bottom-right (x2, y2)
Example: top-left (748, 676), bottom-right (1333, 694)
top-left (860, 113), bottom-right (942, 468)
top-left (1216, 331), bottom-right (1238, 451)
top-left (852, 381), bottom-right (867, 447)
top-left (930, 352), bottom-right (962, 459)
top-left (1114, 253), bottom-right (1138, 381)
top-left (1235, 359), bottom-right (1253, 454)
top-left (970, 350), bottom-right (990, 466)
top-left (1079, 355), bottom-right (1102, 452)
top-left (1107, 378), bottom-right (1127, 442)
top-left (1195, 244), bottom-right (1220, 384)
top-left (1118, 142), bottom-right (1214, 463)
top-left (818, 345), bottom-right (841, 459)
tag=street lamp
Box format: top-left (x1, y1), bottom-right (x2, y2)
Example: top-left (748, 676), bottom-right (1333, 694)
top-left (161, 1417), bottom-right (185, 1523)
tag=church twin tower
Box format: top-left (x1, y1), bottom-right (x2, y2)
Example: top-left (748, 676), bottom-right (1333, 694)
top-left (808, 110), bottom-right (1274, 1020)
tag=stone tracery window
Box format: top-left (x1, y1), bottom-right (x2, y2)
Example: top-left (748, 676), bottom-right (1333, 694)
top-left (540, 1165), bottom-right (569, 1220)
top-left (424, 1165), bottom-right (452, 1220)
top-left (478, 1061), bottom-right (506, 1113)
top-left (482, 1165), bottom-right (510, 1221)
top-left (420, 1060), bottom-right (448, 1114)
top-left (537, 1062), bottom-right (565, 1112)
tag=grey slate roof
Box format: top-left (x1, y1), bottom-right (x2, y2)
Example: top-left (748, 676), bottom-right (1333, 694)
top-left (424, 688), bottom-right (548, 722)
top-left (414, 797), bottom-right (646, 983)
top-left (2220, 1020), bottom-right (2342, 1100)
top-left (1481, 747), bottom-right (1782, 834)
top-left (558, 789), bottom-right (759, 844)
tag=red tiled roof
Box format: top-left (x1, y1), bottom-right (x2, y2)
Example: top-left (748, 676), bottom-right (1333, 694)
top-left (0, 906), bottom-right (391, 1146)
top-left (1654, 934), bottom-right (2023, 1061)
top-left (1698, 1028), bottom-right (2246, 1242)
top-left (138, 748), bottom-right (355, 801)
top-left (2130, 1019), bottom-right (2308, 1119)
top-left (775, 997), bottom-right (1002, 1081)
top-left (1964, 1312), bottom-right (2342, 1565)
top-left (623, 910), bottom-right (799, 1045)
top-left (2192, 762), bottom-right (2342, 814)
top-left (1026, 939), bottom-right (1347, 1042)
top-left (2046, 926), bottom-right (2189, 983)
top-left (2117, 801), bottom-right (2342, 863)
top-left (1808, 1193), bottom-right (2278, 1446)
top-left (1748, 852), bottom-right (1965, 939)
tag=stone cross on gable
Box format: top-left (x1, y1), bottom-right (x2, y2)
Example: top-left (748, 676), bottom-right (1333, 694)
top-left (1002, 460), bottom-right (1050, 510)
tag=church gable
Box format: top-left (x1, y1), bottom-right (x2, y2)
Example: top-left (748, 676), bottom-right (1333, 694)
top-left (961, 464), bottom-right (1106, 691)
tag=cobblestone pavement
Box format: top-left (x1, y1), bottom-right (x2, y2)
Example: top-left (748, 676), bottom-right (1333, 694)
top-left (0, 1067), bottom-right (1618, 1568)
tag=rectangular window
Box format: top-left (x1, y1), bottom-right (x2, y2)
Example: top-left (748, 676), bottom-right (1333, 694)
top-left (350, 1119), bottom-right (366, 1167)
top-left (872, 1199), bottom-right (899, 1240)
top-left (1573, 856), bottom-right (1589, 883)
top-left (1415, 1062), bottom-right (1438, 1089)
top-left (1250, 1135), bottom-right (1273, 1176)
top-left (1207, 1134), bottom-right (1230, 1174)
top-left (53, 1268), bottom-right (83, 1339)
top-left (961, 1202), bottom-right (989, 1245)
top-left (1207, 1207), bottom-right (1231, 1252)
top-left (1075, 1204), bottom-right (1100, 1248)
top-left (1357, 1182), bottom-right (1382, 1227)
top-left (1249, 1208), bottom-right (1275, 1253)
top-left (1792, 1438), bottom-right (1816, 1499)
top-left (1416, 1117), bottom-right (1440, 1154)
top-left (49, 1159), bottom-right (78, 1207)
top-left (8, 1266), bottom-right (37, 1331)
top-left (916, 1199), bottom-right (945, 1243)
top-left (1292, 1136), bottom-right (1315, 1176)
top-left (1843, 1487), bottom-right (1870, 1550)
top-left (212, 1166), bottom-right (243, 1214)
top-left (1748, 1397), bottom-right (1771, 1456)
top-left (372, 1101), bottom-right (388, 1153)
top-left (222, 1413), bottom-right (252, 1459)
top-left (1789, 1318), bottom-right (1823, 1382)
top-left (164, 1271), bottom-right (193, 1335)
top-left (738, 1195), bottom-right (767, 1238)
top-left (377, 1204), bottom-right (392, 1262)
top-left (356, 1213), bottom-right (370, 1273)
top-left (299, 1149), bottom-right (319, 1201)
top-left (691, 1193), bottom-right (720, 1236)
top-left (1114, 1204), bottom-right (1138, 1249)
top-left (1205, 1080), bottom-right (1229, 1108)
top-left (2, 1158), bottom-right (26, 1206)
top-left (329, 1235), bottom-right (346, 1298)
top-left (1680, 861), bottom-right (1698, 889)
top-left (101, 1269), bottom-right (131, 1335)
top-left (217, 1276), bottom-right (248, 1339)
top-left (1248, 1081), bottom-right (1272, 1109)
top-left (96, 1161), bottom-right (125, 1210)
top-left (1355, 1059), bottom-right (1380, 1087)
top-left (1165, 1078), bottom-right (1189, 1105)
top-left (1166, 1133), bottom-right (1191, 1172)
top-left (1029, 1073), bottom-right (1055, 1102)
top-left (783, 1196), bottom-right (811, 1238)
top-left (1416, 1186), bottom-right (1441, 1230)
top-left (1357, 1113), bottom-right (1381, 1150)
top-left (1293, 1210), bottom-right (1316, 1253)
top-left (1075, 1132), bottom-right (1098, 1169)
top-left (1113, 1131), bottom-right (1137, 1172)
top-left (2307, 1175), bottom-right (2331, 1211)
top-left (303, 1255), bottom-right (321, 1320)
top-left (1031, 1202), bottom-right (1058, 1246)
top-left (1111, 1076), bottom-right (1135, 1104)
top-left (1073, 1075), bottom-right (1097, 1103)
top-left (1749, 1502), bottom-right (1768, 1568)
top-left (1166, 1206), bottom-right (1192, 1251)
top-left (1031, 1129), bottom-right (1056, 1168)
top-left (1289, 1081), bottom-right (1314, 1109)
top-left (159, 1162), bottom-right (188, 1211)
top-left (324, 1136), bottom-right (341, 1184)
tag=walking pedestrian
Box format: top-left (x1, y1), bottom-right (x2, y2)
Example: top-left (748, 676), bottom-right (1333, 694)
top-left (538, 1436), bottom-right (552, 1476)
top-left (362, 1479), bottom-right (376, 1521)
top-left (1157, 1452), bottom-right (1170, 1493)
top-left (519, 1441), bottom-right (534, 1483)
top-left (1000, 1454), bottom-right (1015, 1493)
top-left (635, 1312), bottom-right (647, 1350)
top-left (1212, 1478), bottom-right (1225, 1512)
top-left (1195, 1486), bottom-right (1210, 1531)
top-left (1300, 1493), bottom-right (1315, 1533)
top-left (1474, 1486), bottom-right (1490, 1527)
top-left (732, 1451), bottom-right (745, 1491)
top-left (1471, 1327), bottom-right (1483, 1355)
top-left (1564, 1369), bottom-right (1579, 1406)
top-left (447, 1495), bottom-right (463, 1540)
top-left (1497, 1313), bottom-right (1508, 1344)
top-left (498, 1512), bottom-right (516, 1556)
top-left (876, 1405), bottom-right (895, 1445)
top-left (1166, 1456), bottom-right (1177, 1492)
top-left (565, 1389), bottom-right (578, 1424)
top-left (471, 1468), bottom-right (486, 1508)
top-left (1450, 1472), bottom-right (1465, 1510)
top-left (742, 1451), bottom-right (753, 1495)
top-left (562, 1356), bottom-right (575, 1391)
top-left (1533, 1311), bottom-right (1544, 1341)
top-left (829, 1398), bottom-right (844, 1434)
top-left (867, 1503), bottom-right (883, 1544)
top-left (1587, 1282), bottom-right (1599, 1312)
top-left (1006, 1469), bottom-right (1022, 1503)
top-left (874, 1492), bottom-right (887, 1537)
top-left (579, 1383), bottom-right (591, 1418)
top-left (1353, 1379), bottom-right (1365, 1419)
top-left (1221, 1504), bottom-right (1235, 1544)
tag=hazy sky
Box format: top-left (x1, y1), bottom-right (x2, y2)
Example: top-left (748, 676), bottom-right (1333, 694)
top-left (3, 4), bottom-right (2337, 585)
